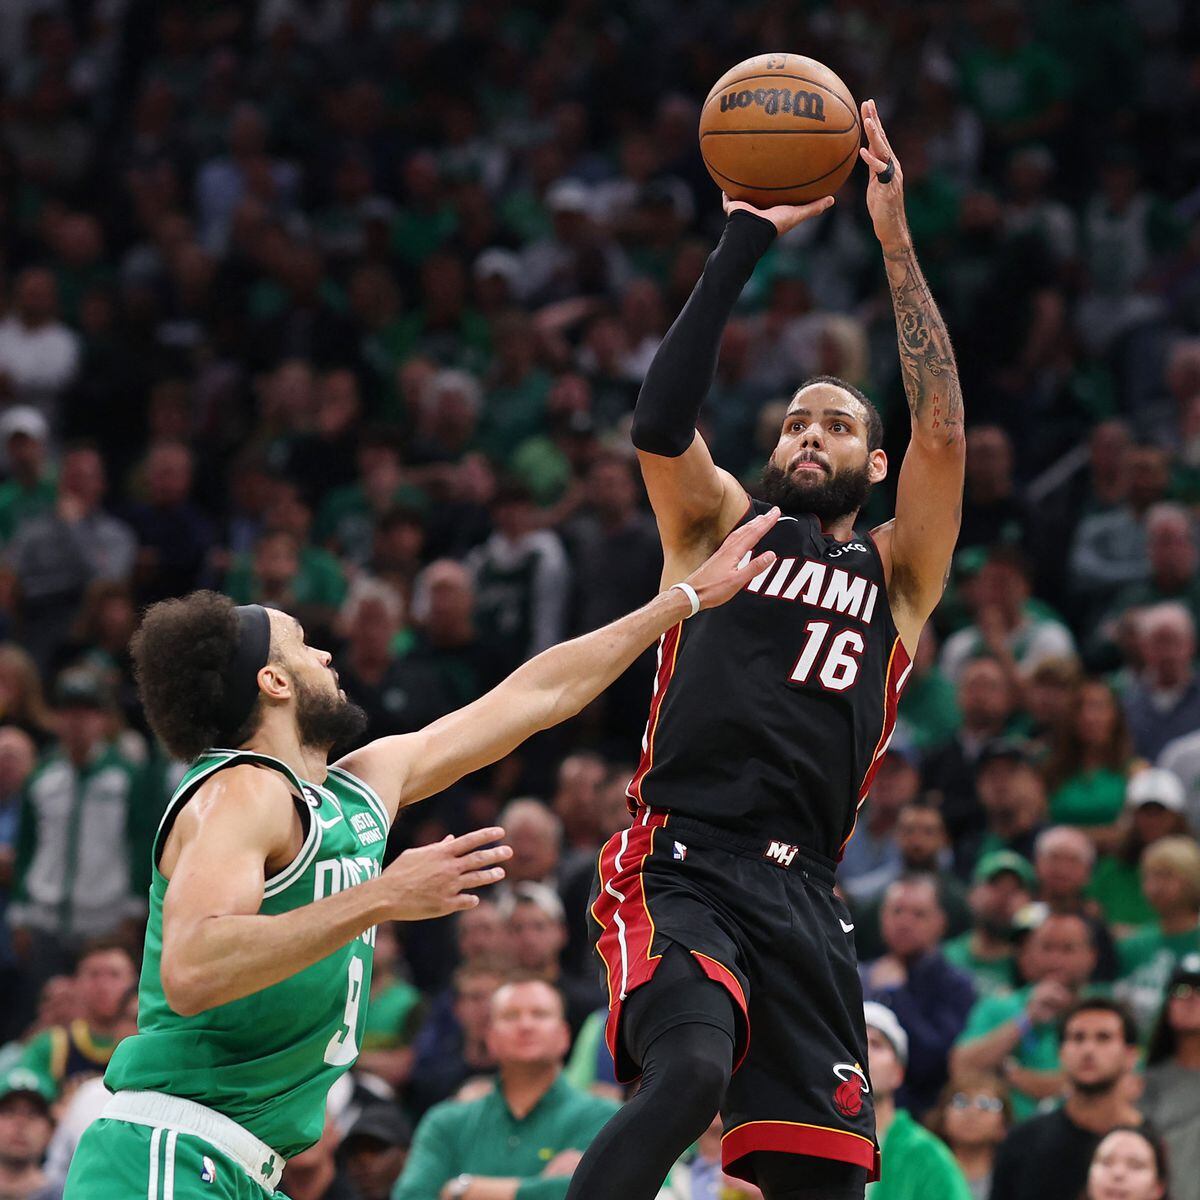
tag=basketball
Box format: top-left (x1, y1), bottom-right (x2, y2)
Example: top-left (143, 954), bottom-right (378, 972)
top-left (698, 53), bottom-right (861, 207)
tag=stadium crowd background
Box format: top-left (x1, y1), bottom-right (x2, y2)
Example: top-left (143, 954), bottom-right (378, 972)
top-left (0, 0), bottom-right (1198, 1198)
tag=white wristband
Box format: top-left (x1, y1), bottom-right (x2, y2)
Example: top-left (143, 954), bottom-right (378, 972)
top-left (670, 582), bottom-right (701, 618)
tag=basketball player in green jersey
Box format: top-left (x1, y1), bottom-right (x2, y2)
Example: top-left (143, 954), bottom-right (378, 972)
top-left (62, 508), bottom-right (780, 1200)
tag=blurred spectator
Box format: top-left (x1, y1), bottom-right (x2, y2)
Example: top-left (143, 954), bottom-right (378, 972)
top-left (840, 740), bottom-right (920, 900)
top-left (17, 940), bottom-right (135, 1102)
top-left (923, 657), bottom-right (1015, 848)
top-left (6, 445), bottom-right (136, 671)
top-left (549, 755), bottom-right (606, 867)
top-left (499, 800), bottom-right (563, 890)
top-left (466, 483), bottom-right (570, 676)
top-left (657, 1113), bottom-right (761, 1200)
top-left (939, 547), bottom-right (1075, 687)
top-left (928, 1071), bottom-right (1011, 1200)
top-left (860, 875), bottom-right (976, 1115)
top-left (849, 801), bottom-right (971, 960)
top-left (8, 670), bottom-right (150, 1020)
top-left (122, 442), bottom-right (214, 605)
top-left (0, 269), bottom-right (81, 418)
top-left (957, 426), bottom-right (1029, 551)
top-left (1033, 826), bottom-right (1119, 980)
top-left (1116, 835), bottom-right (1200, 1032)
top-left (0, 1066), bottom-right (57, 1200)
top-left (1140, 952), bottom-right (1200, 1198)
top-left (1022, 657), bottom-right (1082, 754)
top-left (338, 1104), bottom-right (411, 1200)
top-left (1100, 504), bottom-right (1200, 655)
top-left (279, 1116), bottom-right (356, 1200)
top-left (1157, 731), bottom-right (1200, 830)
top-left (861, 1002), bottom-right (971, 1200)
top-left (1089, 770), bottom-right (1194, 933)
top-left (0, 409), bottom-right (55, 544)
top-left (943, 851), bottom-right (1034, 999)
top-left (956, 742), bottom-right (1047, 874)
top-left (951, 911), bottom-right (1098, 1119)
top-left (1083, 1127), bottom-right (1170, 1200)
top-left (0, 726), bottom-right (36, 1041)
top-left (896, 629), bottom-right (960, 754)
top-left (989, 999), bottom-right (1143, 1200)
top-left (407, 964), bottom-right (503, 1119)
top-left (333, 580), bottom-right (455, 741)
top-left (394, 979), bottom-right (619, 1200)
top-left (1043, 680), bottom-right (1134, 832)
top-left (1122, 603), bottom-right (1200, 760)
top-left (355, 924), bottom-right (422, 1094)
top-left (1069, 445), bottom-right (1171, 613)
top-left (500, 882), bottom-right (602, 1037)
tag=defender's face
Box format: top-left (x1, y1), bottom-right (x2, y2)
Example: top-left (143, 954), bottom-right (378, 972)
top-left (769, 384), bottom-right (884, 492)
top-left (278, 613), bottom-right (343, 702)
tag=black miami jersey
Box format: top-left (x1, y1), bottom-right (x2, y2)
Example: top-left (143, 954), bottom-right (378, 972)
top-left (628, 500), bottom-right (912, 861)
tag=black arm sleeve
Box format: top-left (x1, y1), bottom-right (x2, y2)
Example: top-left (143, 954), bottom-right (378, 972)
top-left (630, 209), bottom-right (776, 458)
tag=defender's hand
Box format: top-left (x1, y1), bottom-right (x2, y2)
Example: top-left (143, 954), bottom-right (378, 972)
top-left (723, 192), bottom-right (834, 237)
top-left (684, 506), bottom-right (780, 610)
top-left (859, 99), bottom-right (910, 255)
top-left (381, 827), bottom-right (511, 919)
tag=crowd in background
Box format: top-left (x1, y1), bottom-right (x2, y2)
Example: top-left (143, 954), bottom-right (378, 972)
top-left (0, 0), bottom-right (1199, 1197)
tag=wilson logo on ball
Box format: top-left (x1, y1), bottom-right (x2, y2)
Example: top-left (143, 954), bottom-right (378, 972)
top-left (831, 1063), bottom-right (870, 1117)
top-left (718, 87), bottom-right (826, 120)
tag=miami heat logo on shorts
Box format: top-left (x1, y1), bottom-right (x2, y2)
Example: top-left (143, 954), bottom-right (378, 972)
top-left (832, 1062), bottom-right (870, 1117)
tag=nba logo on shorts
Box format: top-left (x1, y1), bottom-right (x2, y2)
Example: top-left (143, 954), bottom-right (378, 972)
top-left (673, 841), bottom-right (688, 862)
top-left (200, 1156), bottom-right (217, 1184)
top-left (831, 1063), bottom-right (870, 1117)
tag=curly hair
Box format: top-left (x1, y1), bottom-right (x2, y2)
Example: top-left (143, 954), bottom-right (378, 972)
top-left (130, 591), bottom-right (273, 761)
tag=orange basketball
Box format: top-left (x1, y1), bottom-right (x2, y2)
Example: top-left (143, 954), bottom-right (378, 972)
top-left (699, 53), bottom-right (861, 206)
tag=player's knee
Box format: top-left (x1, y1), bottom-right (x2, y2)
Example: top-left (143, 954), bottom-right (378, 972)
top-left (648, 1022), bottom-right (733, 1118)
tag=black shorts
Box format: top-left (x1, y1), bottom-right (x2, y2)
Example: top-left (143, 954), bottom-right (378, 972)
top-left (589, 808), bottom-right (880, 1183)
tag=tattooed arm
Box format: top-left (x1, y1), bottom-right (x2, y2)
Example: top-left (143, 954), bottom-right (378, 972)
top-left (859, 99), bottom-right (966, 655)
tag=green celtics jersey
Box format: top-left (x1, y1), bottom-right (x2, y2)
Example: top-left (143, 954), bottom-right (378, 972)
top-left (104, 749), bottom-right (390, 1161)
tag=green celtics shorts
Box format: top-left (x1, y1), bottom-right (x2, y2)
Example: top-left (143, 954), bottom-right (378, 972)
top-left (64, 1092), bottom-right (289, 1199)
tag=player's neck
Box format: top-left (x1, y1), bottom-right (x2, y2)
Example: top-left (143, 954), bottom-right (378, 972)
top-left (241, 718), bottom-right (330, 785)
top-left (818, 513), bottom-right (858, 542)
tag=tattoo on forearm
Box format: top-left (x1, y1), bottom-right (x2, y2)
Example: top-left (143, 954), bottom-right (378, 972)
top-left (884, 246), bottom-right (963, 446)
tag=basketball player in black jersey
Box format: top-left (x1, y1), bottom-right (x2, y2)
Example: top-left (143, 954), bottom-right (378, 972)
top-left (566, 102), bottom-right (964, 1200)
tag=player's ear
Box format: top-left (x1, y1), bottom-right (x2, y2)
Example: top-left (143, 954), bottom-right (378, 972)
top-left (257, 661), bottom-right (293, 702)
top-left (868, 448), bottom-right (887, 484)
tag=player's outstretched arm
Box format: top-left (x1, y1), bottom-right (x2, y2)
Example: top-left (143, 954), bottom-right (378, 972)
top-left (159, 766), bottom-right (511, 1015)
top-left (338, 508), bottom-right (780, 814)
top-left (633, 195), bottom-right (831, 574)
top-left (860, 98), bottom-right (965, 653)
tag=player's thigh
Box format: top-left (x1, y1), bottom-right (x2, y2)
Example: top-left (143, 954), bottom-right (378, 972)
top-left (65, 1119), bottom-right (263, 1199)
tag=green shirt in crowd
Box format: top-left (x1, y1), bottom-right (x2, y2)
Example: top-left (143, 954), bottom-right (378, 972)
top-left (1117, 922), bottom-right (1200, 1035)
top-left (941, 933), bottom-right (1016, 1000)
top-left (0, 474), bottom-right (56, 543)
top-left (18, 1020), bottom-right (118, 1099)
top-left (224, 545), bottom-right (349, 610)
top-left (897, 667), bottom-right (961, 752)
top-left (1048, 768), bottom-right (1127, 827)
top-left (1087, 856), bottom-right (1154, 929)
top-left (869, 1109), bottom-right (971, 1200)
top-left (393, 1074), bottom-right (619, 1200)
top-left (362, 979), bottom-right (423, 1054)
top-left (954, 985), bottom-right (1062, 1121)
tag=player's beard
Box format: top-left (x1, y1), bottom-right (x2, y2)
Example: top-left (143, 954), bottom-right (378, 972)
top-left (294, 675), bottom-right (368, 752)
top-left (759, 458), bottom-right (873, 524)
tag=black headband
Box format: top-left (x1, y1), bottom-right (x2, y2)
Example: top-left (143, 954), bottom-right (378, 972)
top-left (216, 604), bottom-right (272, 743)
